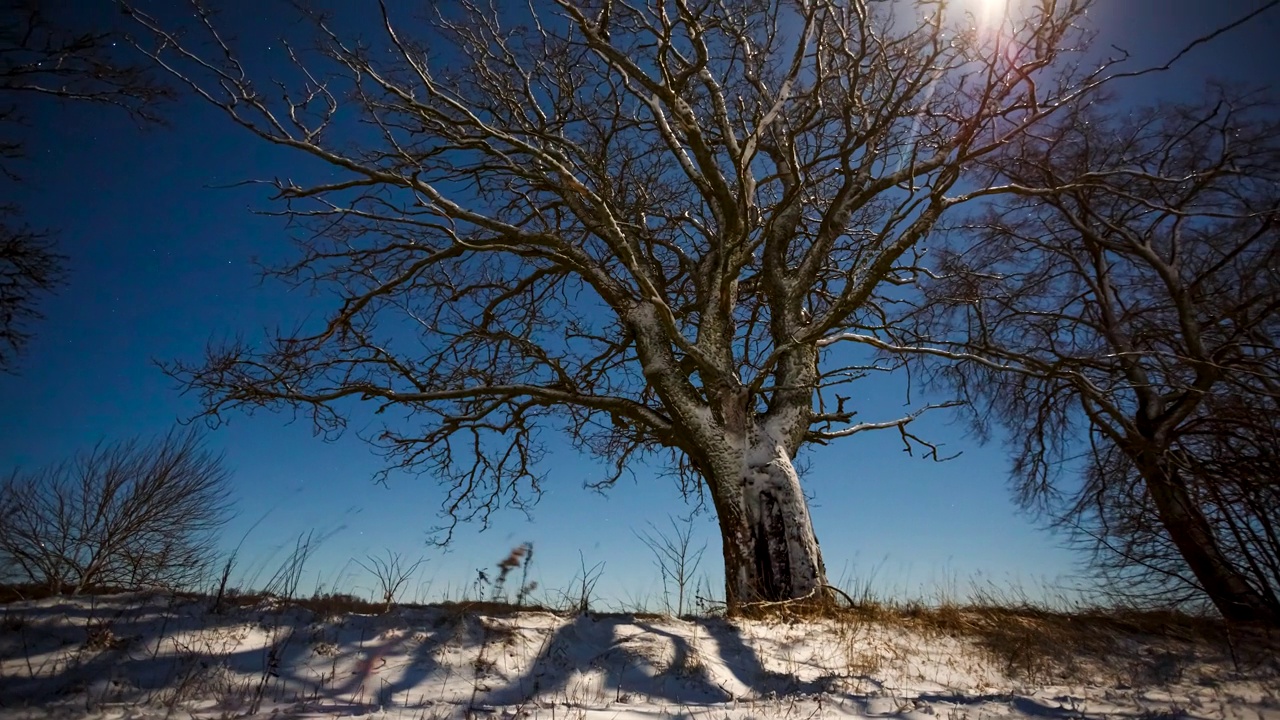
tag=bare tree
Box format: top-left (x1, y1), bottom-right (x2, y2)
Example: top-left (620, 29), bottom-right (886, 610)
top-left (636, 514), bottom-right (706, 616)
top-left (356, 550), bottom-right (426, 611)
top-left (892, 90), bottom-right (1280, 624)
top-left (0, 216), bottom-right (63, 367)
top-left (0, 0), bottom-right (172, 368)
top-left (1181, 391), bottom-right (1280, 598)
top-left (1074, 367), bottom-right (1280, 615)
top-left (128, 0), bottom-right (1127, 608)
top-left (0, 428), bottom-right (234, 594)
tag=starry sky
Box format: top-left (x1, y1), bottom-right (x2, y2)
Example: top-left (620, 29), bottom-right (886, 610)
top-left (2, 0), bottom-right (1278, 607)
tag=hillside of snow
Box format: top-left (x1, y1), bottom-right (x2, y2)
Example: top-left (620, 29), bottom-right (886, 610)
top-left (2, 592), bottom-right (1277, 719)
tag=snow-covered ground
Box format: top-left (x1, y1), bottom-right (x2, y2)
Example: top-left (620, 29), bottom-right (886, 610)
top-left (2, 593), bottom-right (1277, 719)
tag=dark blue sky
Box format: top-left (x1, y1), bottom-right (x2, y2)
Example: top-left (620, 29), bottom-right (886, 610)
top-left (2, 0), bottom-right (1277, 605)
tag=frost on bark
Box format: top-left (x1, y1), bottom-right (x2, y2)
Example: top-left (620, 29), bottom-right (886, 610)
top-left (133, 0), bottom-right (1108, 609)
top-left (728, 426), bottom-right (827, 603)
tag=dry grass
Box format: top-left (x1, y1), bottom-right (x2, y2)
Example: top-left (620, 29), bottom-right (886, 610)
top-left (432, 599), bottom-right (547, 616)
top-left (0, 607), bottom-right (26, 631)
top-left (204, 590), bottom-right (392, 617)
top-left (713, 581), bottom-right (1280, 684)
top-left (740, 592), bottom-right (1279, 683)
top-left (0, 583), bottom-right (178, 603)
top-left (83, 618), bottom-right (131, 651)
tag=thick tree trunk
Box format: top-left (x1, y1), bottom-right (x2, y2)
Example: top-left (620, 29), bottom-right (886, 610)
top-left (706, 427), bottom-right (828, 611)
top-left (1138, 453), bottom-right (1279, 625)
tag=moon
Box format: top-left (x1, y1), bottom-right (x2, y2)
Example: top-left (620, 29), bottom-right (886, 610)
top-left (966, 0), bottom-right (1011, 31)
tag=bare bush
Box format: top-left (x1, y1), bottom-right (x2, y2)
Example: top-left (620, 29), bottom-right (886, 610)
top-left (356, 550), bottom-right (426, 611)
top-left (636, 514), bottom-right (707, 617)
top-left (0, 428), bottom-right (233, 594)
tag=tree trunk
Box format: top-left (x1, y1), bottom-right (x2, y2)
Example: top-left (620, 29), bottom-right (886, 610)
top-left (1138, 453), bottom-right (1279, 625)
top-left (707, 428), bottom-right (828, 611)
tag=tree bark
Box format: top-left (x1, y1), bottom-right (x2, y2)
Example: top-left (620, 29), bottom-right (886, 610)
top-left (705, 425), bottom-right (828, 611)
top-left (1137, 451), bottom-right (1279, 625)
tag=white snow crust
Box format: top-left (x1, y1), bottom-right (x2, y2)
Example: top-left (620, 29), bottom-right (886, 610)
top-left (2, 593), bottom-right (1277, 720)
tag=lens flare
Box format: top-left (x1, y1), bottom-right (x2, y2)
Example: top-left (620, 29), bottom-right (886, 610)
top-left (973, 0), bottom-right (1011, 31)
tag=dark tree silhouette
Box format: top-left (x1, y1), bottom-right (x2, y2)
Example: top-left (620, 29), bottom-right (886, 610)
top-left (0, 0), bottom-right (171, 368)
top-left (0, 216), bottom-right (63, 367)
top-left (894, 91), bottom-right (1280, 624)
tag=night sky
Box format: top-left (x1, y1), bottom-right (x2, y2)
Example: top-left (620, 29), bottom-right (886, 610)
top-left (2, 0), bottom-right (1278, 606)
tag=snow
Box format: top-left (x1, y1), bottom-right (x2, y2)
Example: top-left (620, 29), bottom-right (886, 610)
top-left (2, 593), bottom-right (1278, 719)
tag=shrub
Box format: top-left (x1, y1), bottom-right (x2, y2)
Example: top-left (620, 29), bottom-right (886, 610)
top-left (0, 428), bottom-right (233, 594)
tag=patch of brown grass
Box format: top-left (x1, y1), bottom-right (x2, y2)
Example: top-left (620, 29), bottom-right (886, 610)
top-left (0, 583), bottom-right (148, 603)
top-left (83, 618), bottom-right (131, 650)
top-left (728, 587), bottom-right (1277, 683)
top-left (297, 592), bottom-right (388, 616)
top-left (866, 603), bottom-right (1272, 682)
top-left (433, 599), bottom-right (556, 617)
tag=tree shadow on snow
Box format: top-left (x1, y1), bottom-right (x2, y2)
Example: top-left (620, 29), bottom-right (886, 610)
top-left (0, 599), bottom-right (888, 712)
top-left (695, 616), bottom-right (846, 698)
top-left (0, 594), bottom-right (458, 713)
top-left (4, 597), bottom-right (1261, 719)
top-left (481, 614), bottom-right (734, 707)
top-left (480, 614), bottom-right (853, 708)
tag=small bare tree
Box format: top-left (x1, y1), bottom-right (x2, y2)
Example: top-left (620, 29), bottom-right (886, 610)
top-left (356, 550), bottom-right (426, 611)
top-left (0, 0), bottom-right (171, 369)
top-left (635, 514), bottom-right (706, 616)
top-left (0, 428), bottom-right (234, 594)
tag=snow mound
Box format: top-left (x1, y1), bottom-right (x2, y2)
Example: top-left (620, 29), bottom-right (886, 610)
top-left (1, 593), bottom-right (1277, 719)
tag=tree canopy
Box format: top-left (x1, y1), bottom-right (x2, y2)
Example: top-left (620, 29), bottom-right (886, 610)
top-left (127, 0), bottom-right (1265, 608)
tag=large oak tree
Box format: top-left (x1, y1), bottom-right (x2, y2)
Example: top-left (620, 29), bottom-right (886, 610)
top-left (131, 0), bottom-right (1114, 608)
